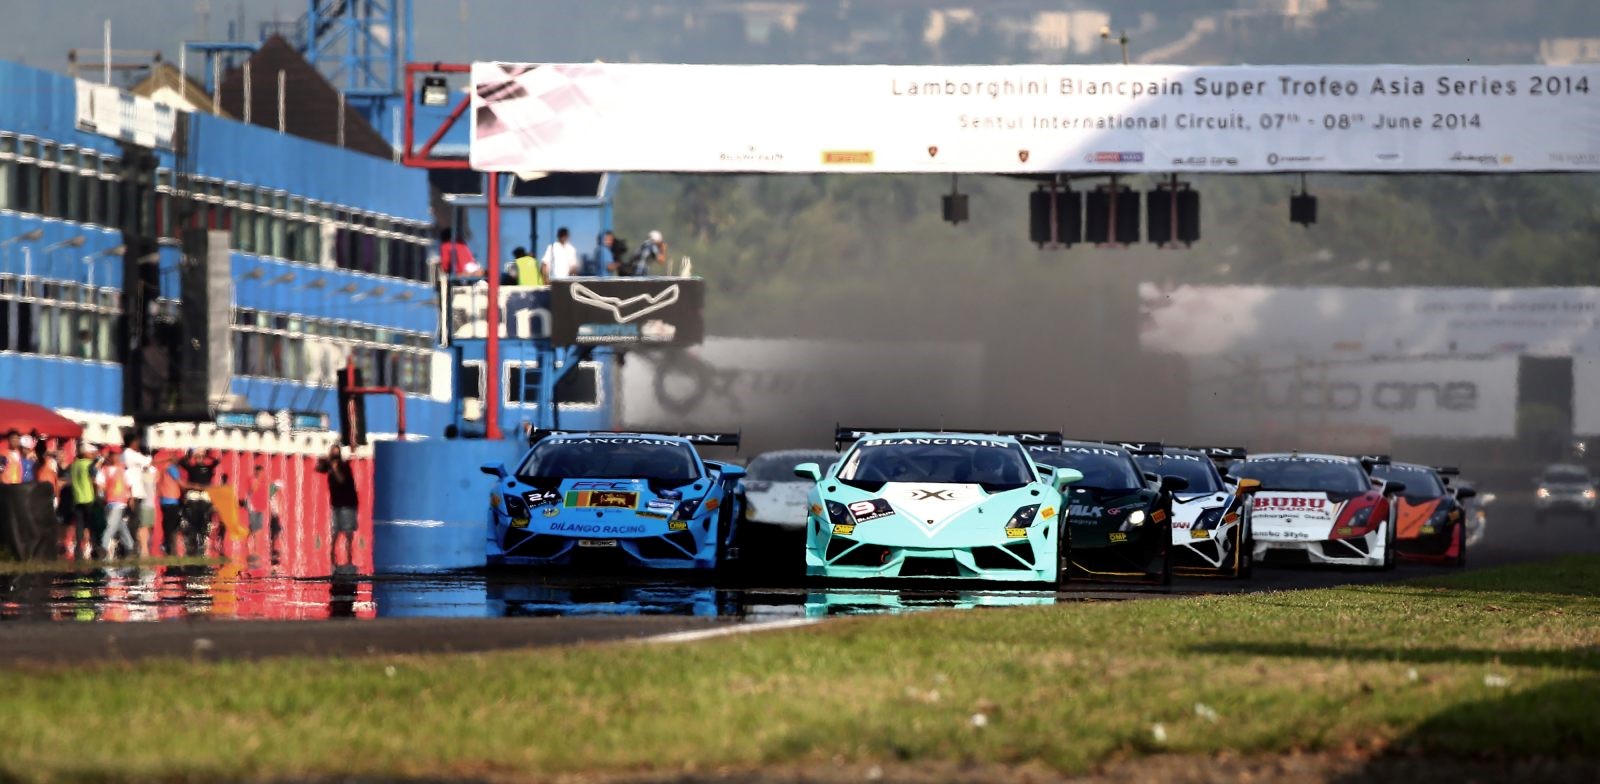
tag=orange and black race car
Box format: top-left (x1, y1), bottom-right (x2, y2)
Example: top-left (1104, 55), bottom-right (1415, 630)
top-left (1370, 462), bottom-right (1472, 566)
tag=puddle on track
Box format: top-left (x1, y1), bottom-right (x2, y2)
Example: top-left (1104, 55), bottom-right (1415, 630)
top-left (0, 561), bottom-right (1166, 622)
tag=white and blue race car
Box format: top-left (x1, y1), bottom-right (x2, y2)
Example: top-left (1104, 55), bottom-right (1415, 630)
top-left (1135, 446), bottom-right (1252, 578)
top-left (480, 431), bottom-right (746, 570)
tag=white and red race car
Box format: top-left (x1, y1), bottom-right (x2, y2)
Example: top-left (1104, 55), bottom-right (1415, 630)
top-left (1231, 453), bottom-right (1405, 570)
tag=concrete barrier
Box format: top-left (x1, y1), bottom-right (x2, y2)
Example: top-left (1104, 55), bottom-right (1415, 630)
top-left (372, 438), bottom-right (526, 572)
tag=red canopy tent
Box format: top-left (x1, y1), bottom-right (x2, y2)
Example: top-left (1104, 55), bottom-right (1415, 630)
top-left (0, 399), bottom-right (83, 439)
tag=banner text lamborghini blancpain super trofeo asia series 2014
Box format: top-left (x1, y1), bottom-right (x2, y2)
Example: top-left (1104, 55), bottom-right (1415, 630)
top-left (469, 63), bottom-right (1600, 174)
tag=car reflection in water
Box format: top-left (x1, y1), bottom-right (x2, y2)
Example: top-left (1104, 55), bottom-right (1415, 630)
top-left (2, 564), bottom-right (1060, 622)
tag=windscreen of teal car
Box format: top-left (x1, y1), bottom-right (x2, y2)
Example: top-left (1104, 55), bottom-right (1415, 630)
top-left (839, 440), bottom-right (1035, 490)
top-left (518, 438), bottom-right (701, 483)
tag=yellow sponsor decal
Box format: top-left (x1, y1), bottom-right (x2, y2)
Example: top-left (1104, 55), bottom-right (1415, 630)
top-left (1006, 528), bottom-right (1028, 538)
top-left (1040, 506), bottom-right (1056, 520)
top-left (832, 524), bottom-right (855, 536)
top-left (822, 150), bottom-right (874, 165)
top-left (1190, 529), bottom-right (1210, 540)
top-left (510, 518), bottom-right (529, 529)
top-left (668, 520), bottom-right (689, 531)
top-left (1421, 525), bottom-right (1436, 535)
top-left (1337, 526), bottom-right (1354, 536)
top-left (1109, 532), bottom-right (1128, 543)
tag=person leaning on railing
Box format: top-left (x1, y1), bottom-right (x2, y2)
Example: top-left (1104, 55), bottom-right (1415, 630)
top-left (438, 228), bottom-right (483, 280)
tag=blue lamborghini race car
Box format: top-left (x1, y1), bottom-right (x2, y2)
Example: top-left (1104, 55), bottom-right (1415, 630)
top-left (481, 431), bottom-right (746, 569)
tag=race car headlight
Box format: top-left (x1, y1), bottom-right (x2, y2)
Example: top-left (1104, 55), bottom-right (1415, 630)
top-left (502, 494), bottom-right (529, 519)
top-left (1346, 507), bottom-right (1373, 531)
top-left (1537, 487), bottom-right (1552, 499)
top-left (825, 501), bottom-right (851, 527)
top-left (1194, 507), bottom-right (1226, 529)
top-left (671, 497), bottom-right (705, 521)
top-left (1125, 509), bottom-right (1147, 526)
top-left (1005, 505), bottom-right (1041, 529)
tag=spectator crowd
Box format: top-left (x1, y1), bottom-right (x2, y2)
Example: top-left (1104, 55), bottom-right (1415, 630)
top-left (0, 428), bottom-right (295, 563)
top-left (437, 225), bottom-right (675, 284)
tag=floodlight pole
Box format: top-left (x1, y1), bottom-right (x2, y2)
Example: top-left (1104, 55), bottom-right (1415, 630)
top-left (485, 171), bottom-right (503, 441)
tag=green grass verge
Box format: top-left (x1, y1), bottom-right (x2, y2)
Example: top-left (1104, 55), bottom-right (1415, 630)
top-left (4, 558), bottom-right (1600, 782)
top-left (0, 556), bottom-right (220, 575)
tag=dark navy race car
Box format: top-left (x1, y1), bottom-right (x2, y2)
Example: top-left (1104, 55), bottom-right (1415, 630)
top-left (1025, 441), bottom-right (1181, 585)
top-left (481, 431), bottom-right (746, 570)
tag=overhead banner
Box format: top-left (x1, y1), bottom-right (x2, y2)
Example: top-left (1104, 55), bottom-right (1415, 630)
top-left (1140, 284), bottom-right (1600, 358)
top-left (470, 63), bottom-right (1600, 173)
top-left (548, 278), bottom-right (705, 347)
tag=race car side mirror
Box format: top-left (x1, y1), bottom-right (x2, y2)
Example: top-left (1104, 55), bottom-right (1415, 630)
top-left (1382, 481), bottom-right (1407, 496)
top-left (720, 464), bottom-right (746, 480)
top-left (480, 461), bottom-right (508, 479)
top-left (1454, 486), bottom-right (1477, 500)
top-left (1217, 464), bottom-right (1230, 477)
top-left (794, 462), bottom-right (822, 482)
top-left (1160, 475), bottom-right (1190, 493)
top-left (1052, 467), bottom-right (1084, 491)
top-left (1234, 478), bottom-right (1262, 493)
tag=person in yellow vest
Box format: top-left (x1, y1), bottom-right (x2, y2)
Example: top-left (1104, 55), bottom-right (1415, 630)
top-left (67, 443), bottom-right (100, 560)
top-left (96, 446), bottom-right (134, 561)
top-left (512, 246), bottom-right (543, 287)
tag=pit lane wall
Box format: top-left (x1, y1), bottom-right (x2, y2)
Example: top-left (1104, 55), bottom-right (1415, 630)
top-left (618, 338), bottom-right (984, 452)
top-left (1139, 284), bottom-right (1600, 443)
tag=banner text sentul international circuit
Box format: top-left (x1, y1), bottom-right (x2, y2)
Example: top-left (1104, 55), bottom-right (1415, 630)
top-left (469, 63), bottom-right (1600, 174)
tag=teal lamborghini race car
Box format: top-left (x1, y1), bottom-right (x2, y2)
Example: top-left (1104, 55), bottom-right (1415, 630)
top-left (798, 428), bottom-right (1082, 583)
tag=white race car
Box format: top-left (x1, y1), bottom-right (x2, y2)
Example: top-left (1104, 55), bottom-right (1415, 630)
top-left (739, 449), bottom-right (839, 530)
top-left (1135, 446), bottom-right (1252, 578)
top-left (1231, 453), bottom-right (1405, 570)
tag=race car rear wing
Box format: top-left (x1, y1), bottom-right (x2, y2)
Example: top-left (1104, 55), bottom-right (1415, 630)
top-left (1172, 445), bottom-right (1248, 461)
top-left (1434, 465), bottom-right (1461, 476)
top-left (1358, 454), bottom-right (1392, 473)
top-left (1096, 440), bottom-right (1164, 456)
top-left (833, 426), bottom-right (1062, 451)
top-left (649, 431), bottom-right (742, 448)
top-left (528, 429), bottom-right (741, 448)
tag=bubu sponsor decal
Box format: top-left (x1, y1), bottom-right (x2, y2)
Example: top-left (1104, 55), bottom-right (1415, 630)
top-left (1253, 496), bottom-right (1327, 510)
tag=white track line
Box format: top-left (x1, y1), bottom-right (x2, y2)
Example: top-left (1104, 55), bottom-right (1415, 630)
top-left (640, 617), bottom-right (821, 645)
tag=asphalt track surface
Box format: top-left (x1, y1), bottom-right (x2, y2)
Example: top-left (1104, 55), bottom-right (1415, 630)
top-left (2, 502), bottom-right (1594, 665)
